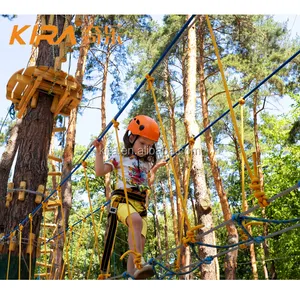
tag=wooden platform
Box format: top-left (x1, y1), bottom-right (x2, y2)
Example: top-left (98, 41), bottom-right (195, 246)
top-left (6, 66), bottom-right (83, 118)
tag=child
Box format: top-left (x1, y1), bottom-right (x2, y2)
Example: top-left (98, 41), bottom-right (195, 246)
top-left (93, 115), bottom-right (166, 279)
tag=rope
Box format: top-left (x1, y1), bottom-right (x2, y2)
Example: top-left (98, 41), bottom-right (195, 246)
top-left (146, 74), bottom-right (193, 233)
top-left (60, 226), bottom-right (73, 280)
top-left (28, 214), bottom-right (33, 280)
top-left (42, 202), bottom-right (48, 279)
top-left (82, 161), bottom-right (101, 266)
top-left (154, 181), bottom-right (300, 262)
top-left (71, 219), bottom-right (86, 279)
top-left (18, 224), bottom-right (23, 280)
top-left (111, 118), bottom-right (140, 268)
top-left (146, 74), bottom-right (205, 270)
top-left (1, 16), bottom-right (299, 249)
top-left (206, 15), bottom-right (268, 208)
top-left (6, 232), bottom-right (14, 280)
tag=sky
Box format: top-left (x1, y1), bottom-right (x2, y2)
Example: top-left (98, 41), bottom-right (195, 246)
top-left (0, 1), bottom-right (300, 297)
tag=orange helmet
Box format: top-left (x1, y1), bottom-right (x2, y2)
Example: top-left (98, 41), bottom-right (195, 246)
top-left (127, 115), bottom-right (160, 142)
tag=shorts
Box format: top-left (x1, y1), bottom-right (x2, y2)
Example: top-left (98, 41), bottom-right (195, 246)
top-left (111, 195), bottom-right (148, 238)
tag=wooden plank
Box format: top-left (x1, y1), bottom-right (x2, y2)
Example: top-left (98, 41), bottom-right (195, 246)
top-left (33, 68), bottom-right (78, 90)
top-left (54, 88), bottom-right (70, 117)
top-left (53, 127), bottom-right (66, 132)
top-left (17, 76), bottom-right (43, 118)
top-left (48, 155), bottom-right (62, 163)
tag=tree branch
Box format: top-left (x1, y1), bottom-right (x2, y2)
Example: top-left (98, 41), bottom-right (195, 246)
top-left (255, 96), bottom-right (267, 116)
top-left (206, 87), bottom-right (245, 104)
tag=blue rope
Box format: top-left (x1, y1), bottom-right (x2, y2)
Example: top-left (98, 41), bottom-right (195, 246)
top-left (240, 215), bottom-right (300, 225)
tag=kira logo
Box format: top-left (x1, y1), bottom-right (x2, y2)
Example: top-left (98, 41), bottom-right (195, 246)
top-left (9, 24), bottom-right (122, 46)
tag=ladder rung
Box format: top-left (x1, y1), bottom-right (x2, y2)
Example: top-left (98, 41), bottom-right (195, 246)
top-left (53, 127), bottom-right (66, 132)
top-left (36, 262), bottom-right (52, 268)
top-left (47, 199), bottom-right (62, 207)
top-left (48, 155), bottom-right (62, 163)
top-left (40, 249), bottom-right (53, 254)
top-left (41, 223), bottom-right (57, 228)
top-left (45, 206), bottom-right (57, 212)
top-left (38, 237), bottom-right (48, 242)
top-left (48, 172), bottom-right (62, 176)
top-left (34, 273), bottom-right (51, 278)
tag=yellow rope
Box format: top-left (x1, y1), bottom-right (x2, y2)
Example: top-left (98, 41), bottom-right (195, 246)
top-left (205, 16), bottom-right (268, 208)
top-left (98, 273), bottom-right (110, 280)
top-left (146, 74), bottom-right (191, 230)
top-left (29, 214), bottom-right (33, 280)
top-left (112, 118), bottom-right (141, 268)
top-left (82, 161), bottom-right (101, 266)
top-left (176, 137), bottom-right (196, 269)
top-left (42, 202), bottom-right (48, 279)
top-left (18, 224), bottom-right (23, 280)
top-left (120, 250), bottom-right (142, 269)
top-left (182, 225), bottom-right (205, 247)
top-left (67, 226), bottom-right (74, 279)
top-left (60, 226), bottom-right (73, 280)
top-left (71, 219), bottom-right (86, 279)
top-left (241, 105), bottom-right (247, 212)
top-left (6, 233), bottom-right (14, 280)
top-left (87, 241), bottom-right (95, 279)
top-left (86, 205), bottom-right (106, 279)
top-left (57, 186), bottom-right (66, 244)
top-left (146, 75), bottom-right (204, 271)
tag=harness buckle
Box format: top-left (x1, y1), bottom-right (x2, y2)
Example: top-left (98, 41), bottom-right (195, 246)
top-left (109, 207), bottom-right (117, 214)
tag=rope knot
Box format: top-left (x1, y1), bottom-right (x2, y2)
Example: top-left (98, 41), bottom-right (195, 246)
top-left (98, 273), bottom-right (110, 280)
top-left (182, 224), bottom-right (204, 247)
top-left (203, 256), bottom-right (214, 264)
top-left (239, 97), bottom-right (245, 105)
top-left (249, 177), bottom-right (260, 191)
top-left (232, 213), bottom-right (243, 225)
top-left (189, 137), bottom-right (195, 147)
top-left (145, 74), bottom-right (155, 91)
top-left (18, 224), bottom-right (24, 231)
top-left (82, 161), bottom-right (87, 168)
top-left (120, 250), bottom-right (142, 269)
top-left (112, 119), bottom-right (119, 129)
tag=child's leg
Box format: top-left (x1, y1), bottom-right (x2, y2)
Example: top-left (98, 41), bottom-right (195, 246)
top-left (126, 212), bottom-right (144, 275)
top-left (127, 235), bottom-right (145, 275)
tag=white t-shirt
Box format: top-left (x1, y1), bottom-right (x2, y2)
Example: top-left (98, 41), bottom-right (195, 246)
top-left (105, 154), bottom-right (152, 190)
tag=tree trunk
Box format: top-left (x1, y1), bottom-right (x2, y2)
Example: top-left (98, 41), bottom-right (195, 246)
top-left (160, 182), bottom-right (169, 260)
top-left (101, 51), bottom-right (111, 200)
top-left (53, 15), bottom-right (94, 279)
top-left (0, 14), bottom-right (65, 280)
top-left (166, 163), bottom-right (179, 247)
top-left (198, 15), bottom-right (238, 279)
top-left (0, 119), bottom-right (22, 233)
top-left (183, 15), bottom-right (216, 280)
top-left (163, 60), bottom-right (182, 245)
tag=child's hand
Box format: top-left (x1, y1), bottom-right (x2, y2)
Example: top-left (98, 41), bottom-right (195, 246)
top-left (93, 139), bottom-right (104, 154)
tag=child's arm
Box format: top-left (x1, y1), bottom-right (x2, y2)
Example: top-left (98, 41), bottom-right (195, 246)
top-left (93, 140), bottom-right (113, 176)
top-left (148, 160), bottom-right (167, 187)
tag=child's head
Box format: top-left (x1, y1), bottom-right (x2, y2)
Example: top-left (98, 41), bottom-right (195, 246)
top-left (123, 115), bottom-right (160, 165)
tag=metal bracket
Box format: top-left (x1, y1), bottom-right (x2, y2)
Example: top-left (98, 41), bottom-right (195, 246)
top-left (109, 207), bottom-right (117, 214)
